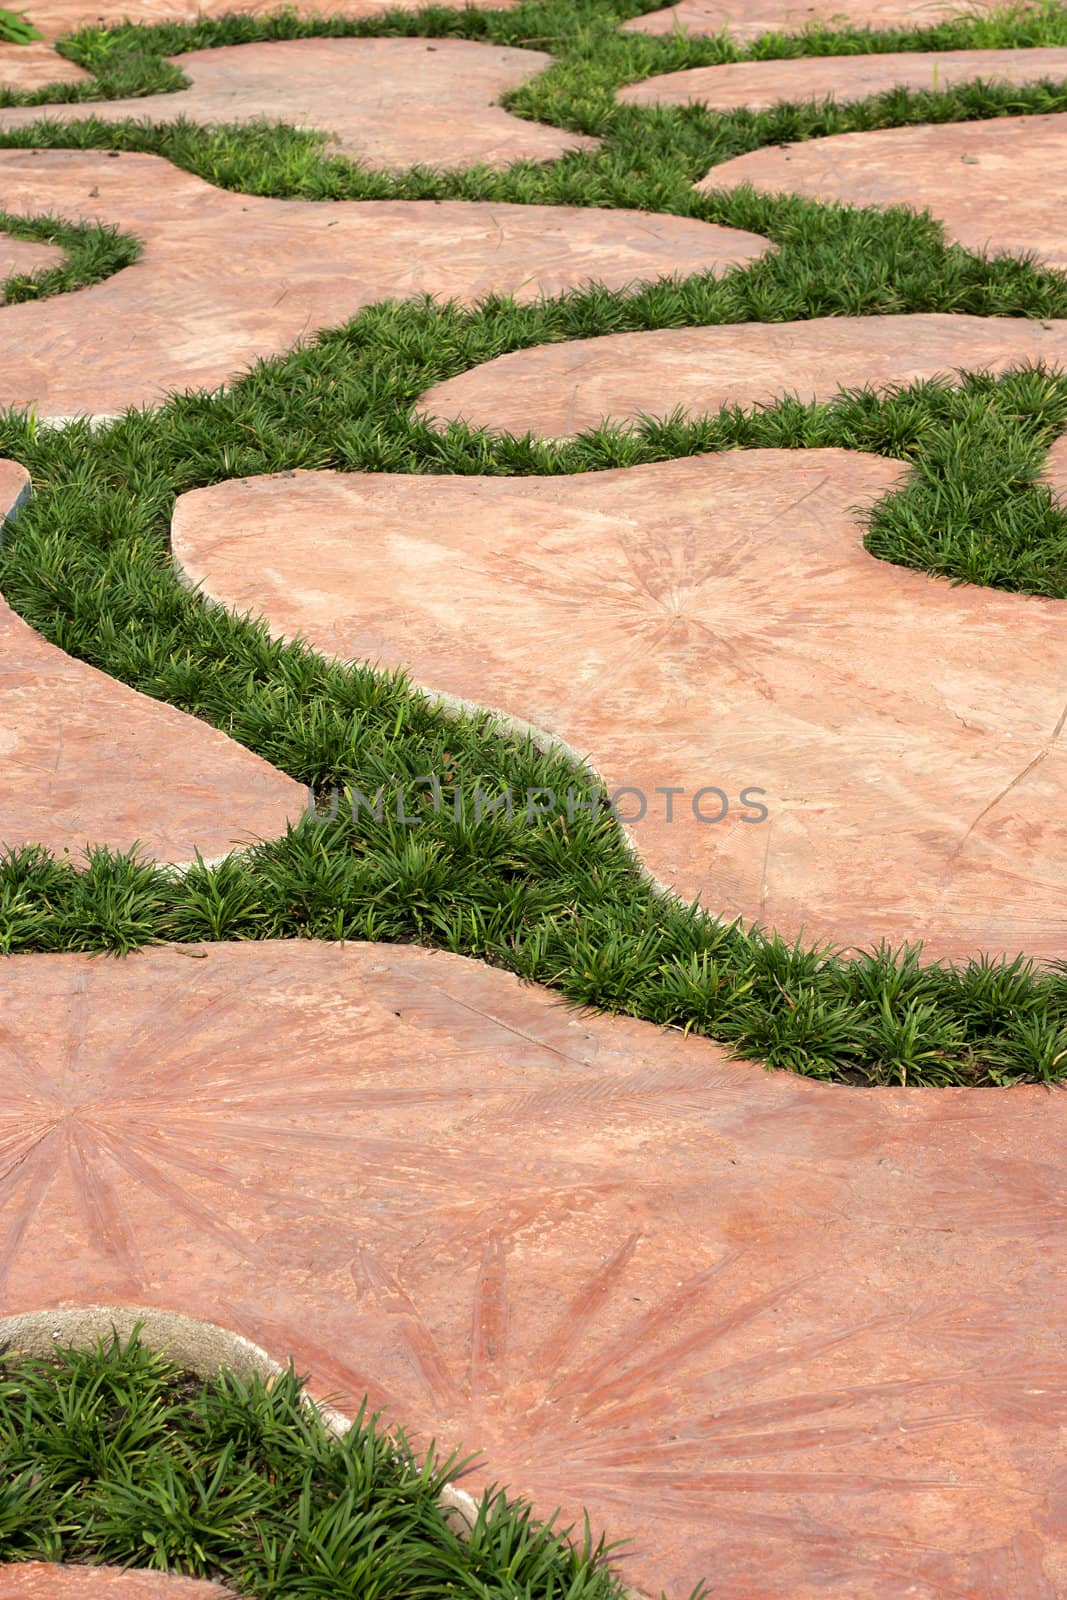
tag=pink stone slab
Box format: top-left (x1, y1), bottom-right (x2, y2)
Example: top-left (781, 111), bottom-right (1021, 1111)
top-left (18, 0), bottom-right (517, 43)
top-left (623, 0), bottom-right (1024, 38)
top-left (171, 456), bottom-right (1067, 963)
top-left (704, 111), bottom-right (1067, 270)
top-left (0, 1570), bottom-right (236, 1598)
top-left (419, 312), bottom-right (1067, 438)
top-left (0, 39), bottom-right (599, 171)
top-left (0, 149), bottom-right (770, 420)
top-left (0, 40), bottom-right (89, 90)
top-left (0, 234), bottom-right (64, 301)
top-left (0, 459), bottom-right (304, 864)
top-left (618, 46), bottom-right (1067, 112)
top-left (1, 939), bottom-right (1065, 1597)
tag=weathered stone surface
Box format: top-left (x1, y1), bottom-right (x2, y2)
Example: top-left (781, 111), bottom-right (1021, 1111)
top-left (623, 0), bottom-right (1027, 37)
top-left (0, 39), bottom-right (599, 171)
top-left (1, 939), bottom-right (1064, 1597)
top-left (704, 111), bottom-right (1067, 269)
top-left (0, 149), bottom-right (770, 419)
top-left (0, 233), bottom-right (64, 298)
top-left (419, 312), bottom-right (1067, 438)
top-left (172, 455), bottom-right (1067, 963)
top-left (0, 1568), bottom-right (236, 1597)
top-left (0, 40), bottom-right (89, 90)
top-left (0, 458), bottom-right (304, 864)
top-left (619, 45), bottom-right (1067, 111)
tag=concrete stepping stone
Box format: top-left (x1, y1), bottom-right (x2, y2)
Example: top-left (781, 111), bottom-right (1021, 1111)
top-left (703, 111), bottom-right (1067, 270)
top-left (623, 0), bottom-right (1024, 38)
top-left (0, 458), bottom-right (303, 864)
top-left (0, 0), bottom-right (517, 90)
top-left (0, 149), bottom-right (769, 420)
top-left (0, 939), bottom-right (1063, 1596)
top-left (418, 312), bottom-right (1067, 438)
top-left (0, 39), bottom-right (89, 91)
top-left (171, 455), bottom-right (1067, 964)
top-left (0, 232), bottom-right (64, 300)
top-left (0, 39), bottom-right (600, 171)
top-left (619, 46), bottom-right (1067, 113)
top-left (0, 1570), bottom-right (237, 1598)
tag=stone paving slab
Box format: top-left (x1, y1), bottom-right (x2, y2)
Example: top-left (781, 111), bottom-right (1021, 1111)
top-left (418, 312), bottom-right (1067, 438)
top-left (0, 149), bottom-right (769, 419)
top-left (623, 0), bottom-right (1021, 37)
top-left (0, 939), bottom-right (1064, 1597)
top-left (703, 111), bottom-right (1067, 269)
top-left (0, 40), bottom-right (89, 90)
top-left (0, 234), bottom-right (64, 300)
top-left (0, 39), bottom-right (599, 171)
top-left (618, 45), bottom-right (1067, 112)
top-left (171, 455), bottom-right (1067, 964)
top-left (0, 458), bottom-right (304, 864)
top-left (0, 1569), bottom-right (237, 1597)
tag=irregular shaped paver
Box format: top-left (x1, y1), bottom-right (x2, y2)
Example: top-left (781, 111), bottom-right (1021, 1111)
top-left (0, 0), bottom-right (519, 88)
top-left (0, 459), bottom-right (303, 863)
top-left (704, 111), bottom-right (1067, 269)
top-left (0, 150), bottom-right (769, 420)
top-left (1, 940), bottom-right (1064, 1597)
top-left (0, 39), bottom-right (599, 171)
top-left (0, 40), bottom-right (89, 91)
top-left (0, 1569), bottom-right (237, 1598)
top-left (172, 456), bottom-right (1067, 963)
top-left (619, 46), bottom-right (1067, 112)
top-left (623, 0), bottom-right (1023, 37)
top-left (0, 233), bottom-right (64, 299)
top-left (419, 312), bottom-right (1067, 437)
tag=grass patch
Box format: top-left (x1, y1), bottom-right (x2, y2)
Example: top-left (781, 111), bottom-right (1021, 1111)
top-left (0, 209), bottom-right (140, 303)
top-left (0, 1330), bottom-right (643, 1597)
top-left (0, 0), bottom-right (1064, 1081)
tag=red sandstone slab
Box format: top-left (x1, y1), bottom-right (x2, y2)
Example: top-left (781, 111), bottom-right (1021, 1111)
top-left (172, 456), bottom-right (1067, 963)
top-left (623, 0), bottom-right (1022, 37)
top-left (0, 150), bottom-right (769, 420)
top-left (0, 39), bottom-right (598, 171)
top-left (0, 40), bottom-right (89, 90)
top-left (0, 1569), bottom-right (236, 1597)
top-left (0, 234), bottom-right (64, 300)
top-left (704, 112), bottom-right (1067, 269)
top-left (619, 46), bottom-right (1067, 112)
top-left (419, 312), bottom-right (1067, 438)
top-left (11, 0), bottom-right (517, 44)
top-left (0, 939), bottom-right (1064, 1597)
top-left (0, 459), bottom-right (303, 864)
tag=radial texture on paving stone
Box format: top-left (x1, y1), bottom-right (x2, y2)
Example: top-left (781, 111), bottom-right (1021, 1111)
top-left (623, 0), bottom-right (1020, 36)
top-left (0, 1569), bottom-right (238, 1598)
top-left (0, 39), bottom-right (599, 171)
top-left (0, 150), bottom-right (769, 419)
top-left (0, 460), bottom-right (303, 864)
top-left (618, 46), bottom-right (1067, 112)
top-left (1, 940), bottom-right (1064, 1597)
top-left (172, 456), bottom-right (1067, 963)
top-left (0, 234), bottom-right (64, 301)
top-left (419, 312), bottom-right (1067, 438)
top-left (704, 112), bottom-right (1067, 269)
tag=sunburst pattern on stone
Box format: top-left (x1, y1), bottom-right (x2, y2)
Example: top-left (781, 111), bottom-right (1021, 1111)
top-left (0, 39), bottom-right (599, 171)
top-left (705, 111), bottom-right (1067, 270)
top-left (0, 941), bottom-right (1064, 1597)
top-left (172, 452), bottom-right (1067, 962)
top-left (0, 149), bottom-right (769, 419)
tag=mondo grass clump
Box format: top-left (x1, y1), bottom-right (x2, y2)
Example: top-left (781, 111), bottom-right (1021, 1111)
top-left (0, 1329), bottom-right (656, 1599)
